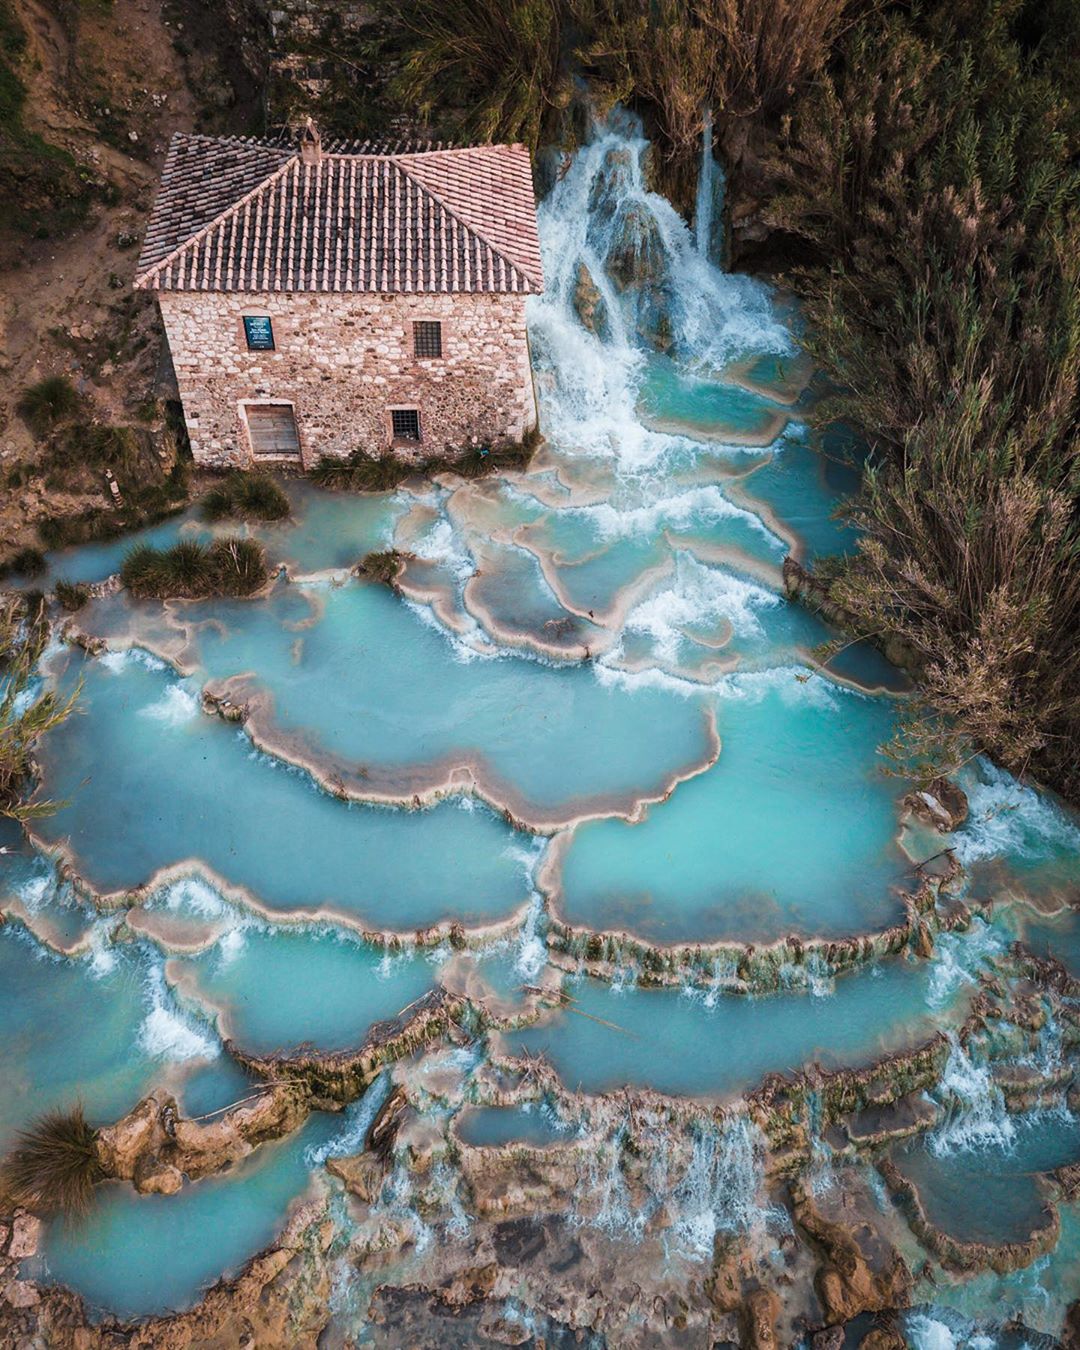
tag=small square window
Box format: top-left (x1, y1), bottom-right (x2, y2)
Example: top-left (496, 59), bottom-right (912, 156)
top-left (243, 315), bottom-right (275, 351)
top-left (391, 408), bottom-right (421, 442)
top-left (413, 320), bottom-right (442, 359)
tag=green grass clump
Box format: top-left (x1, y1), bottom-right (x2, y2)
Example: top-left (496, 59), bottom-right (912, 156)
top-left (311, 428), bottom-right (541, 493)
top-left (16, 375), bottom-right (80, 437)
top-left (201, 472), bottom-right (291, 523)
top-left (121, 538), bottom-right (270, 600)
top-left (54, 579), bottom-right (91, 612)
top-left (311, 450), bottom-right (413, 492)
top-left (0, 1104), bottom-right (103, 1218)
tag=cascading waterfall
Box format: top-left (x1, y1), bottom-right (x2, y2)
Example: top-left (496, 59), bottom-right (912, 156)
top-left (528, 109), bottom-right (791, 468)
top-left (669, 1115), bottom-right (766, 1254)
top-left (930, 1033), bottom-right (1016, 1155)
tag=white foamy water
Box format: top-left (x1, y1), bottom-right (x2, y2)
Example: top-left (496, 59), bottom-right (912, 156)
top-left (953, 760), bottom-right (1080, 866)
top-left (930, 1033), bottom-right (1015, 1155)
top-left (569, 485), bottom-right (780, 546)
top-left (669, 1115), bottom-right (766, 1255)
top-left (157, 874), bottom-right (229, 920)
top-left (926, 921), bottom-right (1007, 1011)
top-left (139, 965), bottom-right (218, 1061)
top-left (138, 681), bottom-right (200, 726)
top-left (622, 553), bottom-right (778, 659)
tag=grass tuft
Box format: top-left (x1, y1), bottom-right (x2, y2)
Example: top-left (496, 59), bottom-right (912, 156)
top-left (16, 376), bottom-right (80, 438)
top-left (1, 546), bottom-right (46, 578)
top-left (120, 538), bottom-right (270, 600)
top-left (311, 450), bottom-right (413, 492)
top-left (357, 549), bottom-right (407, 585)
top-left (311, 428), bottom-right (541, 493)
top-left (0, 1104), bottom-right (103, 1218)
top-left (54, 579), bottom-right (91, 612)
top-left (201, 472), bottom-right (291, 523)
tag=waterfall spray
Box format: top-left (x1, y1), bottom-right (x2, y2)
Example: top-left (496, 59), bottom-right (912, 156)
top-left (694, 107), bottom-right (714, 257)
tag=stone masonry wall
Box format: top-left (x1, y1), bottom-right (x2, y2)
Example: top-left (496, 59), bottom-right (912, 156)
top-left (157, 290), bottom-right (539, 470)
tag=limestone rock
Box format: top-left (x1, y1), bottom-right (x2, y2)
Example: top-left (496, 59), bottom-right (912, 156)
top-left (132, 1155), bottom-right (184, 1195)
top-left (572, 263), bottom-right (609, 339)
top-left (913, 921), bottom-right (935, 959)
top-left (1054, 1161), bottom-right (1080, 1201)
top-left (812, 1326), bottom-right (845, 1350)
top-left (2, 1278), bottom-right (40, 1308)
top-left (95, 1092), bottom-right (168, 1178)
top-left (740, 1288), bottom-right (780, 1350)
top-left (1063, 1298), bottom-right (1080, 1350)
top-left (793, 1186), bottom-right (911, 1324)
top-left (860, 1328), bottom-right (907, 1350)
top-left (905, 777), bottom-right (969, 833)
top-left (7, 1210), bottom-right (43, 1260)
top-left (325, 1152), bottom-right (386, 1203)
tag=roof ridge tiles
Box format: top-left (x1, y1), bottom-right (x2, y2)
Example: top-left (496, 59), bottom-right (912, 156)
top-left (135, 133), bottom-right (543, 295)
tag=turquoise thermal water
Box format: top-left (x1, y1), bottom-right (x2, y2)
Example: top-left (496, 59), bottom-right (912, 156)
top-left (168, 579), bottom-right (719, 821)
top-left (171, 925), bottom-right (436, 1054)
top-left (892, 1114), bottom-right (1080, 1245)
top-left (40, 1113), bottom-right (342, 1319)
top-left (555, 679), bottom-right (911, 942)
top-left (34, 651), bottom-right (532, 931)
top-left (456, 1104), bottom-right (570, 1149)
top-left (4, 107), bottom-right (1080, 1333)
top-left (505, 957), bottom-right (962, 1099)
top-left (0, 926), bottom-right (163, 1154)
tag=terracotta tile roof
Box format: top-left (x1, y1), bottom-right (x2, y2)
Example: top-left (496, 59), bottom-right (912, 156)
top-left (135, 133), bottom-right (544, 295)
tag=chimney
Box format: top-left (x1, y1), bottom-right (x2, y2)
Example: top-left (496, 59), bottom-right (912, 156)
top-left (298, 118), bottom-right (322, 167)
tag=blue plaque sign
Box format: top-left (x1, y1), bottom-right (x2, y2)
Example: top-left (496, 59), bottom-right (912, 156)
top-left (243, 315), bottom-right (275, 351)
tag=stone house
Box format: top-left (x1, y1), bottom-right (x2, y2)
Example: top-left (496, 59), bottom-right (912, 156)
top-left (134, 125), bottom-right (544, 470)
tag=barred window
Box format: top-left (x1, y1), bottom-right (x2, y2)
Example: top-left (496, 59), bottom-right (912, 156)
top-left (391, 408), bottom-right (421, 442)
top-left (413, 320), bottom-right (442, 359)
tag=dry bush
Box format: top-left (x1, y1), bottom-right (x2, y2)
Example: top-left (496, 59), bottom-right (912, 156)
top-left (0, 1105), bottom-right (103, 1218)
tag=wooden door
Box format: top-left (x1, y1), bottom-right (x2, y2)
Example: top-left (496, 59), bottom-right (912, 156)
top-left (245, 404), bottom-right (300, 459)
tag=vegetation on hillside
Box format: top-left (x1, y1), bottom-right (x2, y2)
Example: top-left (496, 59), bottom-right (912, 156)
top-left (4, 384), bottom-right (192, 560)
top-left (0, 0), bottom-right (96, 252)
top-left (357, 550), bottom-right (408, 586)
top-left (767, 0), bottom-right (1080, 796)
top-left (120, 538), bottom-right (270, 600)
top-left (0, 593), bottom-right (80, 820)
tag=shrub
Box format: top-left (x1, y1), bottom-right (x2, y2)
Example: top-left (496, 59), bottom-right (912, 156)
top-left (16, 375), bottom-right (79, 437)
top-left (766, 0), bottom-right (1080, 798)
top-left (391, 0), bottom-right (576, 147)
top-left (4, 546), bottom-right (46, 577)
top-left (54, 579), bottom-right (91, 612)
top-left (201, 472), bottom-right (291, 523)
top-left (311, 429), bottom-right (541, 492)
top-left (38, 509), bottom-right (122, 550)
top-left (311, 450), bottom-right (414, 492)
top-left (0, 1105), bottom-right (103, 1218)
top-left (120, 537), bottom-right (270, 599)
top-left (357, 550), bottom-right (407, 585)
